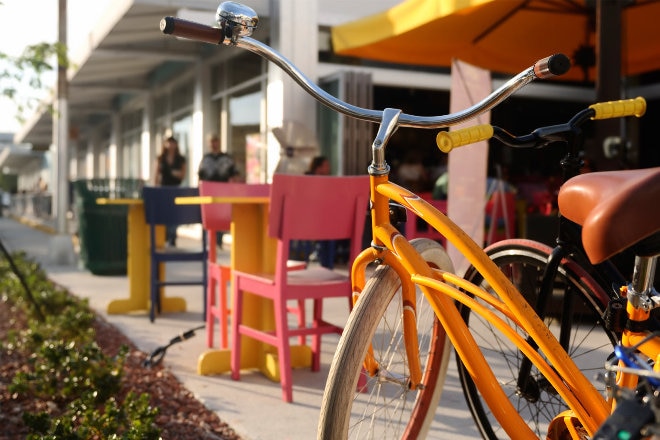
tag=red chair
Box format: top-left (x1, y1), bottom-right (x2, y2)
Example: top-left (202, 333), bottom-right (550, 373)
top-left (231, 174), bottom-right (369, 402)
top-left (199, 181), bottom-right (269, 349)
top-left (200, 181), bottom-right (307, 349)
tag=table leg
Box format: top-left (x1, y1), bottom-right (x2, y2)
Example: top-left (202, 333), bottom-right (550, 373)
top-left (197, 202), bottom-right (311, 379)
top-left (107, 204), bottom-right (185, 314)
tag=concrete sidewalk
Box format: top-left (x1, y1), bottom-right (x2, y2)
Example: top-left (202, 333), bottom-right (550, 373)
top-left (0, 215), bottom-right (481, 440)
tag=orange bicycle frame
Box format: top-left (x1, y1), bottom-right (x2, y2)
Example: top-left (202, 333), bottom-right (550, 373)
top-left (350, 173), bottom-right (610, 437)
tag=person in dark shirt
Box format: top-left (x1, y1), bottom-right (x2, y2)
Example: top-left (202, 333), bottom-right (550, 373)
top-left (197, 133), bottom-right (239, 247)
top-left (155, 136), bottom-right (186, 246)
top-left (155, 136), bottom-right (186, 186)
top-left (198, 134), bottom-right (239, 183)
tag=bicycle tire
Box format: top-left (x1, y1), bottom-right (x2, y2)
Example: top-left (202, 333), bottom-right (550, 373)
top-left (458, 238), bottom-right (616, 439)
top-left (318, 238), bottom-right (454, 440)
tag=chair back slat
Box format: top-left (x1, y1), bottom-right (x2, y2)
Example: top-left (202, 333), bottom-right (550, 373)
top-left (143, 186), bottom-right (201, 226)
top-left (199, 181), bottom-right (270, 231)
top-left (268, 174), bottom-right (369, 242)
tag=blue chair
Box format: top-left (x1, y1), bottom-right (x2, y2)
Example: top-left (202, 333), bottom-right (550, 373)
top-left (143, 186), bottom-right (207, 322)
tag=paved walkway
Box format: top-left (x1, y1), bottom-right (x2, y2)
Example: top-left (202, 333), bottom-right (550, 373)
top-left (0, 215), bottom-right (481, 440)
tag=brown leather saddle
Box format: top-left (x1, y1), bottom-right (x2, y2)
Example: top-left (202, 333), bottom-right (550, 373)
top-left (558, 167), bottom-right (660, 264)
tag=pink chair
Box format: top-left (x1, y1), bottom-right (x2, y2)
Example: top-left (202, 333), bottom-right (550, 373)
top-left (231, 174), bottom-right (369, 402)
top-left (200, 181), bottom-right (270, 349)
top-left (404, 192), bottom-right (447, 245)
top-left (200, 181), bottom-right (307, 349)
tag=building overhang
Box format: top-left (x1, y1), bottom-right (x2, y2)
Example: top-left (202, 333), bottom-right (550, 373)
top-left (0, 143), bottom-right (45, 175)
top-left (14, 0), bottom-right (232, 148)
top-left (20, 0), bottom-right (559, 152)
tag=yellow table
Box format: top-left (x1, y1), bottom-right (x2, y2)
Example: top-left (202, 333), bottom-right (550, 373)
top-left (176, 194), bottom-right (311, 382)
top-left (96, 198), bottom-right (185, 315)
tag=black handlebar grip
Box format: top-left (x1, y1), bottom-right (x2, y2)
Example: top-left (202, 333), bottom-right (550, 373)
top-left (160, 16), bottom-right (176, 34)
top-left (160, 16), bottom-right (223, 45)
top-left (533, 54), bottom-right (571, 79)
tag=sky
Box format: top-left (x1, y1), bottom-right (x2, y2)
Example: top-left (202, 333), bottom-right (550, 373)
top-left (0, 0), bottom-right (110, 134)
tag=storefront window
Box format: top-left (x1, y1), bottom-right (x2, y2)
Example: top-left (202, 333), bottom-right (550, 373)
top-left (208, 51), bottom-right (266, 182)
top-left (149, 77), bottom-right (195, 185)
top-left (172, 82), bottom-right (194, 110)
top-left (120, 109), bottom-right (143, 178)
top-left (154, 94), bottom-right (168, 119)
top-left (172, 114), bottom-right (192, 186)
top-left (210, 63), bottom-right (226, 96)
top-left (227, 52), bottom-right (262, 88)
top-left (318, 77), bottom-right (341, 173)
top-left (228, 85), bottom-right (262, 182)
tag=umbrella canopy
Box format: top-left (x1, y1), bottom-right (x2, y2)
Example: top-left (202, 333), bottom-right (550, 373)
top-left (331, 0), bottom-right (660, 83)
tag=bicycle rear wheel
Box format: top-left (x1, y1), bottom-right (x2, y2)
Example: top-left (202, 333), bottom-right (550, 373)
top-left (318, 238), bottom-right (454, 440)
top-left (458, 239), bottom-right (616, 439)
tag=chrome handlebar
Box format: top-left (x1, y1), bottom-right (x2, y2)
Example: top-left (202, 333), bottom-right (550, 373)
top-left (161, 1), bottom-right (571, 170)
top-left (230, 36), bottom-right (569, 129)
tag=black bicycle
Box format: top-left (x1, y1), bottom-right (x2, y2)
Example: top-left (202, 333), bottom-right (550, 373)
top-left (457, 100), bottom-right (643, 439)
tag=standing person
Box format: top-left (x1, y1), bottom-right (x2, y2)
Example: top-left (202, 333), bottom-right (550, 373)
top-left (155, 136), bottom-right (186, 246)
top-left (197, 133), bottom-right (239, 183)
top-left (197, 133), bottom-right (239, 247)
top-left (305, 156), bottom-right (330, 176)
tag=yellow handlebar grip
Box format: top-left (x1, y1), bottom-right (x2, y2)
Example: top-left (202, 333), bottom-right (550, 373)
top-left (589, 96), bottom-right (646, 120)
top-left (436, 124), bottom-right (494, 153)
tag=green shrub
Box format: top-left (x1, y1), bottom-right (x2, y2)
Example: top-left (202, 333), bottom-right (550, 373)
top-left (0, 251), bottom-right (160, 438)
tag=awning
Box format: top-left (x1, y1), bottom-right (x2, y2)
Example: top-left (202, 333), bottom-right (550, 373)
top-left (331, 0), bottom-right (660, 83)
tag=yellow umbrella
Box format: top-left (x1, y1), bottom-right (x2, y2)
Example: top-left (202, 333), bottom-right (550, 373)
top-left (332, 0), bottom-right (660, 83)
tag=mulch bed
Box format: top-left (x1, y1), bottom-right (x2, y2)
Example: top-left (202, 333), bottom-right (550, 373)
top-left (0, 299), bottom-right (241, 440)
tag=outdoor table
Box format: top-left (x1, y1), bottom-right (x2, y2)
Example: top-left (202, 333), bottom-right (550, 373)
top-left (175, 193), bottom-right (312, 382)
top-left (95, 198), bottom-right (185, 314)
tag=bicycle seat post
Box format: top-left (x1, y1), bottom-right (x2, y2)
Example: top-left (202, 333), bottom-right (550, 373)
top-left (630, 255), bottom-right (658, 300)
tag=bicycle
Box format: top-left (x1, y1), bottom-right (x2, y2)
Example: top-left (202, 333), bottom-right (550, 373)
top-left (556, 167), bottom-right (660, 439)
top-left (593, 332), bottom-right (660, 440)
top-left (160, 3), bottom-right (656, 439)
top-left (456, 102), bottom-right (639, 438)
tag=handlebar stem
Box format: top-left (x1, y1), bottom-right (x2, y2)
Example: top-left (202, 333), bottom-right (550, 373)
top-left (369, 108), bottom-right (401, 175)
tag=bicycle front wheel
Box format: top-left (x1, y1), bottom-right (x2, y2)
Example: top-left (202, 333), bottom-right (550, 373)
top-left (318, 238), bottom-right (454, 440)
top-left (458, 239), bottom-right (616, 439)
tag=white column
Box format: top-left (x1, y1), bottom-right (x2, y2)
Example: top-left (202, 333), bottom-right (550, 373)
top-left (266, 0), bottom-right (318, 178)
top-left (85, 137), bottom-right (95, 177)
top-left (68, 139), bottom-right (78, 181)
top-left (447, 60), bottom-right (491, 273)
top-left (141, 96), bottom-right (152, 181)
top-left (108, 115), bottom-right (120, 179)
top-left (190, 60), bottom-right (208, 187)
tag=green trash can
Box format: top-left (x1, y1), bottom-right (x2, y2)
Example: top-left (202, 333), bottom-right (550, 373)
top-left (73, 178), bottom-right (144, 275)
